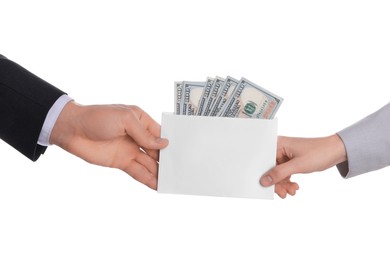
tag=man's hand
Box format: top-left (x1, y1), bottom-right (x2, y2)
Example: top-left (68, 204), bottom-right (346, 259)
top-left (50, 101), bottom-right (169, 190)
top-left (260, 135), bottom-right (347, 198)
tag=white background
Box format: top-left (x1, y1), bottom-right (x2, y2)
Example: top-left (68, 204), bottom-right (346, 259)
top-left (1, 0), bottom-right (390, 259)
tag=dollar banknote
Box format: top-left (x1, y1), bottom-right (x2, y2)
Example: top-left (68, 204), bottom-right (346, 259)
top-left (202, 76), bottom-right (225, 116)
top-left (175, 76), bottom-right (283, 119)
top-left (196, 77), bottom-right (215, 116)
top-left (219, 78), bottom-right (283, 119)
top-left (209, 76), bottom-right (239, 116)
top-left (174, 81), bottom-right (183, 115)
top-left (181, 81), bottom-right (206, 115)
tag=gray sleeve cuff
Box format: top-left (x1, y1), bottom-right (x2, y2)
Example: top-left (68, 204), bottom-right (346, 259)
top-left (336, 103), bottom-right (390, 178)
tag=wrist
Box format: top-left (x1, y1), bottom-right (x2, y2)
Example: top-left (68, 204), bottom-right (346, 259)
top-left (49, 101), bottom-right (82, 149)
top-left (329, 134), bottom-right (347, 165)
top-left (38, 95), bottom-right (73, 146)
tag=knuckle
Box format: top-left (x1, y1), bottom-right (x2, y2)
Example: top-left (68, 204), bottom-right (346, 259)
top-left (270, 168), bottom-right (283, 181)
top-left (129, 105), bottom-right (142, 113)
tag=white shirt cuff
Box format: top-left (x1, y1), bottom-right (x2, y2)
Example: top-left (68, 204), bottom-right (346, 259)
top-left (38, 94), bottom-right (73, 146)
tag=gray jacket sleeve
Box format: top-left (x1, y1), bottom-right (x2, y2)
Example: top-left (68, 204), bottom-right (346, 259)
top-left (337, 103), bottom-right (390, 178)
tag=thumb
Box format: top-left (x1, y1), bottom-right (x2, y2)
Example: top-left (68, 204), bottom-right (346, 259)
top-left (126, 121), bottom-right (169, 150)
top-left (260, 160), bottom-right (299, 187)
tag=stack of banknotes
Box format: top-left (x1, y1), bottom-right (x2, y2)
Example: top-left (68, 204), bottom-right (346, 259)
top-left (174, 76), bottom-right (283, 119)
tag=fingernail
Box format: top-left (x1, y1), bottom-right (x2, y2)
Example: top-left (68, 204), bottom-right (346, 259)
top-left (260, 175), bottom-right (273, 186)
top-left (156, 137), bottom-right (168, 144)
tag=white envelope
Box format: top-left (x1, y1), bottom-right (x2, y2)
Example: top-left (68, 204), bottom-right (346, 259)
top-left (158, 113), bottom-right (277, 199)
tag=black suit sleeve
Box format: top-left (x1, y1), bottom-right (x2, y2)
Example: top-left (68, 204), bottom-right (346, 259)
top-left (0, 54), bottom-right (65, 161)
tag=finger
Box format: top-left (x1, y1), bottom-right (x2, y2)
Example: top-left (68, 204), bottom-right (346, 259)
top-left (275, 184), bottom-right (288, 199)
top-left (143, 148), bottom-right (160, 162)
top-left (287, 182), bottom-right (299, 196)
top-left (141, 114), bottom-right (166, 162)
top-left (124, 160), bottom-right (158, 190)
top-left (124, 115), bottom-right (169, 150)
top-left (136, 150), bottom-right (159, 176)
top-left (260, 160), bottom-right (299, 187)
top-left (132, 106), bottom-right (163, 138)
top-left (137, 109), bottom-right (169, 151)
top-left (143, 113), bottom-right (163, 138)
top-left (279, 181), bottom-right (299, 196)
top-left (142, 148), bottom-right (159, 161)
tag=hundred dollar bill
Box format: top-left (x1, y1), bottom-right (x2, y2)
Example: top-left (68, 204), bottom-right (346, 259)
top-left (196, 77), bottom-right (215, 116)
top-left (174, 81), bottom-right (183, 115)
top-left (181, 81), bottom-right (206, 115)
top-left (210, 76), bottom-right (239, 116)
top-left (202, 76), bottom-right (225, 116)
top-left (219, 77), bottom-right (283, 119)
